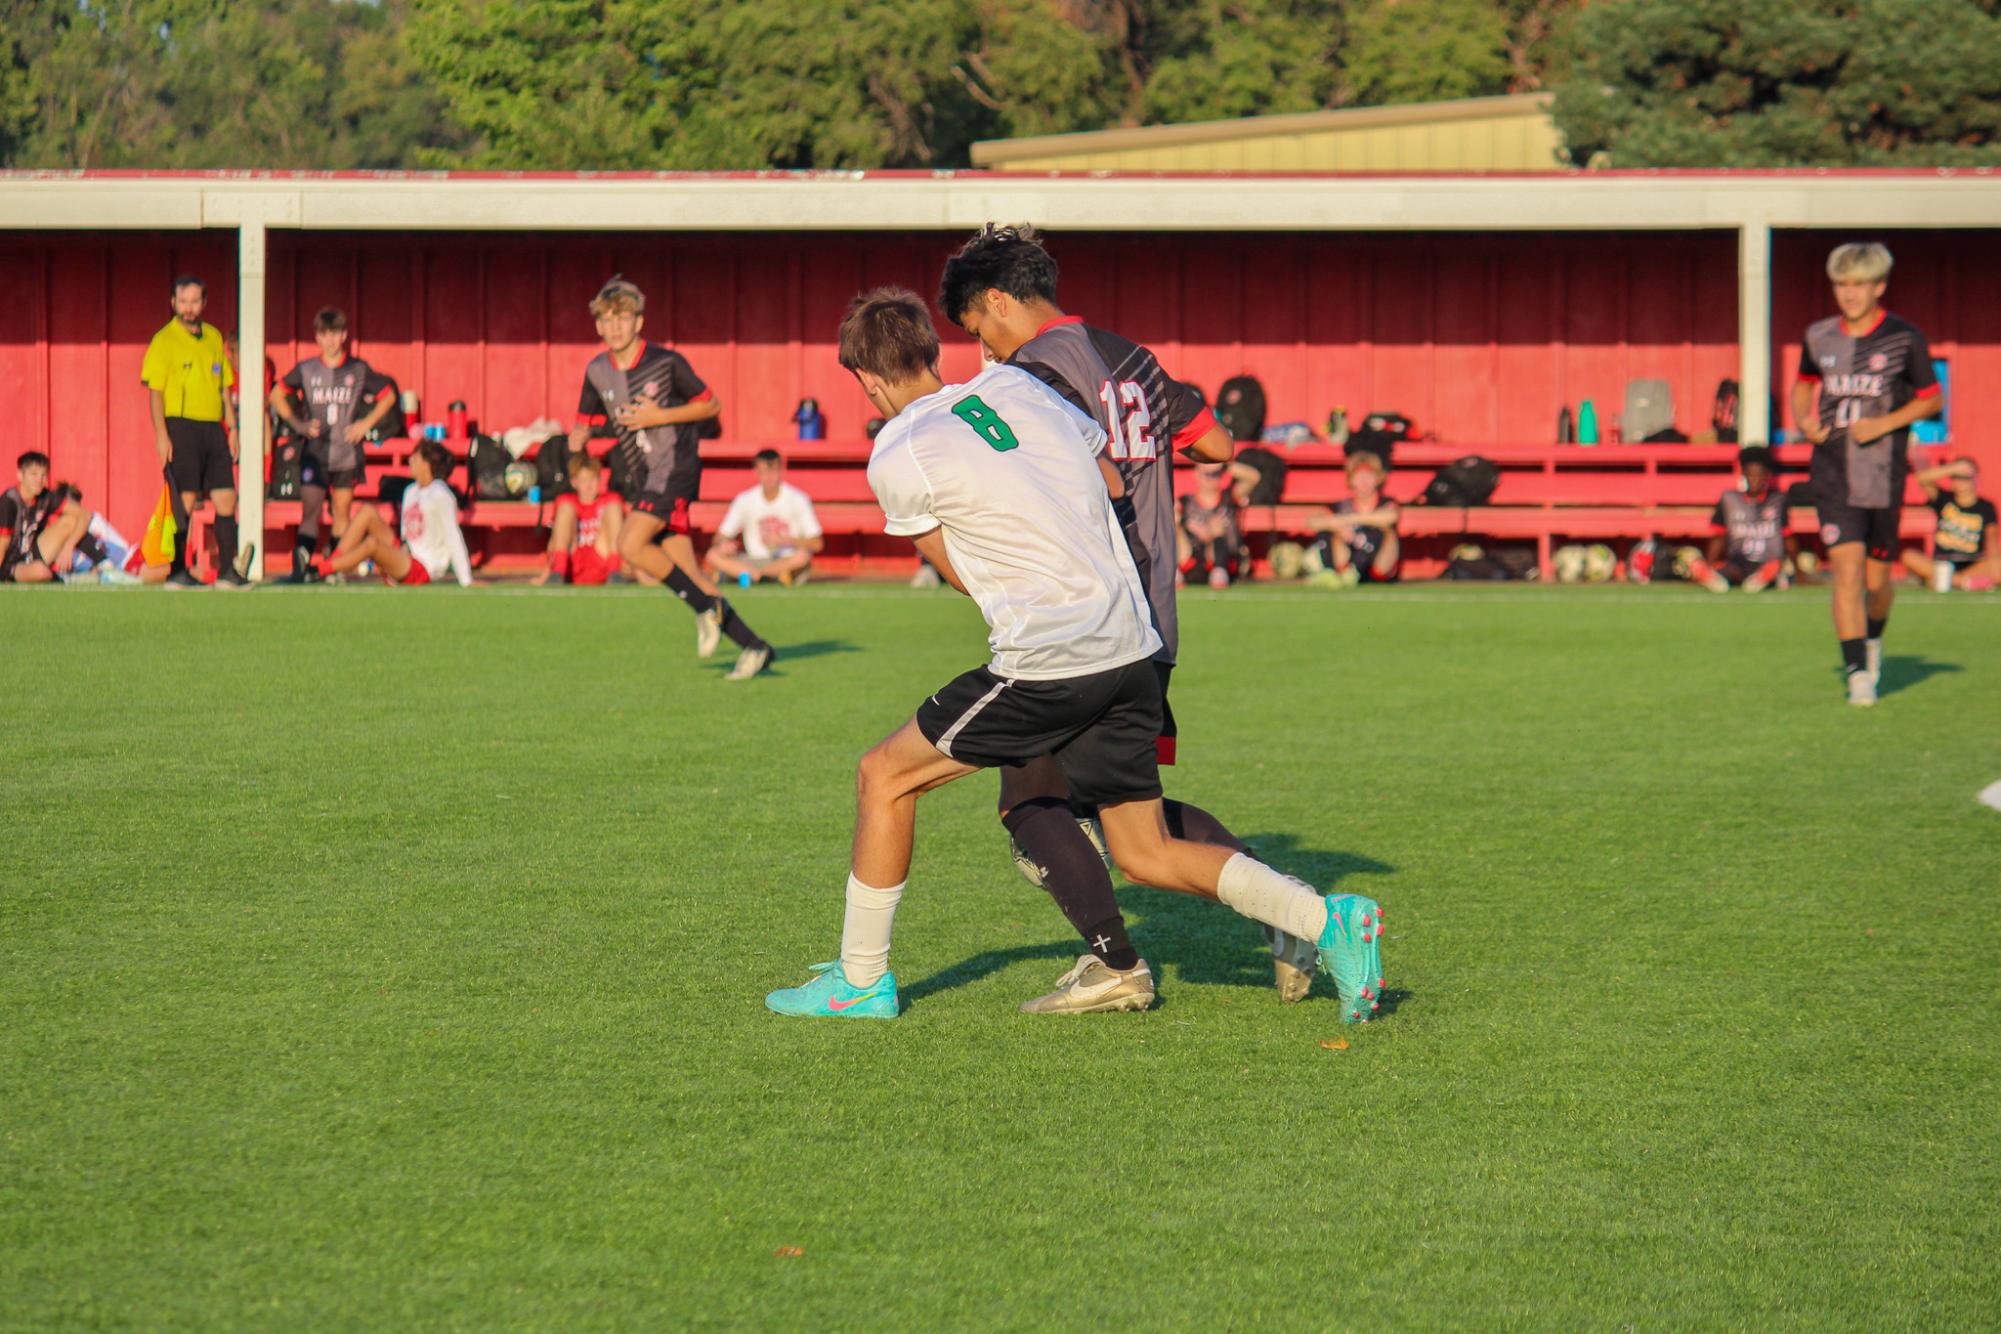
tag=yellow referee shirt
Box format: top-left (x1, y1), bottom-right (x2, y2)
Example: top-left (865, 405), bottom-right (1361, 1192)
top-left (141, 319), bottom-right (234, 422)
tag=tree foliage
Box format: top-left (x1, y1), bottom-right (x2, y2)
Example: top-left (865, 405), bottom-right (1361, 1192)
top-left (1552, 0), bottom-right (2001, 167)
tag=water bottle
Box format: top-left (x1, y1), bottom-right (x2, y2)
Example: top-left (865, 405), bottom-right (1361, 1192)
top-left (447, 400), bottom-right (469, 441)
top-left (1577, 400), bottom-right (1600, 445)
top-left (793, 398), bottom-right (825, 441)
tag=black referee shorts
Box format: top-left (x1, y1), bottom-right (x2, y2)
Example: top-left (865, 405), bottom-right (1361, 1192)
top-left (916, 657), bottom-right (1164, 808)
top-left (166, 418), bottom-right (234, 495)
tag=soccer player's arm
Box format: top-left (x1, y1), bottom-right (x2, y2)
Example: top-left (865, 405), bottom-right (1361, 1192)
top-left (219, 338), bottom-right (238, 439)
top-left (872, 444), bottom-right (964, 593)
top-left (571, 379), bottom-right (607, 452)
top-left (1162, 375), bottom-right (1230, 462)
top-left (436, 489), bottom-right (474, 586)
top-left (349, 365), bottom-right (397, 442)
top-left (142, 335), bottom-right (173, 465)
top-left (1706, 498), bottom-right (1729, 564)
top-left (627, 357), bottom-right (720, 428)
top-left (1856, 338), bottom-right (1944, 444)
top-left (793, 495), bottom-right (825, 555)
top-left (271, 363), bottom-right (308, 434)
top-left (1791, 342), bottom-right (1826, 443)
top-left (712, 493), bottom-right (747, 555)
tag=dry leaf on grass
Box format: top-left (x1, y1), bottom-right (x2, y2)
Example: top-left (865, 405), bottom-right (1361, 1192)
top-left (775, 1246), bottom-right (804, 1258)
top-left (1319, 1038), bottom-right (1349, 1051)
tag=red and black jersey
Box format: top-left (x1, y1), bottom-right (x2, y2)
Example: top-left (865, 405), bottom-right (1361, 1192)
top-left (1712, 486), bottom-right (1789, 565)
top-left (1797, 311), bottom-right (1940, 509)
top-left (1008, 316), bottom-right (1221, 663)
top-left (578, 342), bottom-right (711, 497)
top-left (0, 485), bottom-right (62, 578)
top-left (279, 354), bottom-right (394, 471)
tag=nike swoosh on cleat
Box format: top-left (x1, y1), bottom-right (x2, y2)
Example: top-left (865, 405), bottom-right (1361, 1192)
top-left (826, 994), bottom-right (870, 1011)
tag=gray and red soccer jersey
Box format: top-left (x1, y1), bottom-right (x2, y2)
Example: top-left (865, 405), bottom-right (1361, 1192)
top-left (1796, 312), bottom-right (1940, 509)
top-left (280, 355), bottom-right (393, 474)
top-left (1007, 317), bottom-right (1220, 663)
top-left (1712, 487), bottom-right (1788, 565)
top-left (577, 342), bottom-right (711, 499)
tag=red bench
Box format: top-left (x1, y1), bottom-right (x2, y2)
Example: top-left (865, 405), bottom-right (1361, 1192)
top-left (186, 436), bottom-right (1954, 580)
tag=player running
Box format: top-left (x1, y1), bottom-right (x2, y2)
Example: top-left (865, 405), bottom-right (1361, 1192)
top-left (1790, 243), bottom-right (1943, 706)
top-left (270, 307), bottom-right (398, 580)
top-left (314, 440), bottom-right (471, 587)
top-left (765, 290), bottom-right (1383, 1023)
top-left (937, 224), bottom-right (1325, 1012)
top-left (568, 277), bottom-right (773, 680)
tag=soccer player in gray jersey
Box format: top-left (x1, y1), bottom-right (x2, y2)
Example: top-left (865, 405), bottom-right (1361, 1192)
top-left (1688, 447), bottom-right (1795, 594)
top-left (567, 277), bottom-right (772, 680)
top-left (939, 224), bottom-right (1331, 1012)
top-left (1790, 243), bottom-right (1942, 706)
top-left (270, 307), bottom-right (397, 580)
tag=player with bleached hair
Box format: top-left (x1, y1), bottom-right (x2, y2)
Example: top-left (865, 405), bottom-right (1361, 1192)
top-left (1790, 242), bottom-right (1942, 706)
top-left (765, 289), bottom-right (1385, 1024)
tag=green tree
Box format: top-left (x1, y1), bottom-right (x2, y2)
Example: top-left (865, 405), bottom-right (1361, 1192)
top-left (1134, 0), bottom-right (1343, 123)
top-left (1341, 0), bottom-right (1510, 106)
top-left (1553, 0), bottom-right (2001, 167)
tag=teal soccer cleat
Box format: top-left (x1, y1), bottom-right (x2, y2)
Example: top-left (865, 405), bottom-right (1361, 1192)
top-left (1318, 894), bottom-right (1386, 1024)
top-left (766, 963), bottom-right (900, 1019)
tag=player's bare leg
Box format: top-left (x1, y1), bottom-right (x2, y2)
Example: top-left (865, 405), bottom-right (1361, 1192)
top-left (323, 505), bottom-right (409, 578)
top-left (330, 487), bottom-right (354, 544)
top-left (1827, 542), bottom-right (1877, 704)
top-left (619, 511), bottom-right (772, 673)
top-left (596, 506), bottom-right (622, 561)
top-left (20, 505), bottom-right (91, 581)
top-left (1096, 799), bottom-right (1385, 1023)
top-left (547, 500), bottom-right (579, 554)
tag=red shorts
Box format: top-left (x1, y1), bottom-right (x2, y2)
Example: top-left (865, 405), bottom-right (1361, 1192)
top-left (386, 554), bottom-right (431, 586)
top-left (570, 547), bottom-right (613, 585)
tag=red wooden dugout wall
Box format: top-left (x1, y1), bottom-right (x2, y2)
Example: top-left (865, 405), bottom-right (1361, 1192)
top-left (3, 226), bottom-right (1996, 544)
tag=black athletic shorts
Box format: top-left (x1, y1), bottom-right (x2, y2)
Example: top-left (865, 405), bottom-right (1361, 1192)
top-left (166, 418), bottom-right (233, 495)
top-left (1817, 499), bottom-right (1900, 562)
top-left (1153, 659), bottom-right (1178, 765)
top-left (299, 450), bottom-right (363, 492)
top-left (631, 468), bottom-right (700, 538)
top-left (917, 657), bottom-right (1164, 808)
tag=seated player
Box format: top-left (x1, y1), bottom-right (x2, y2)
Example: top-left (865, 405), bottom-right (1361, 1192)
top-left (703, 448), bottom-right (824, 586)
top-left (1307, 449), bottom-right (1400, 585)
top-left (1, 451), bottom-right (100, 584)
top-left (1176, 461), bottom-right (1244, 588)
top-left (315, 440), bottom-right (472, 586)
top-left (1689, 446), bottom-right (1795, 593)
top-left (270, 307), bottom-right (397, 580)
top-left (1902, 458), bottom-right (1997, 592)
top-left (533, 453), bottom-right (625, 586)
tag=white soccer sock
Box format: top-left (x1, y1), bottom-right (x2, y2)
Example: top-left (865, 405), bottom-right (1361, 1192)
top-left (839, 873), bottom-right (905, 988)
top-left (1216, 853), bottom-right (1328, 943)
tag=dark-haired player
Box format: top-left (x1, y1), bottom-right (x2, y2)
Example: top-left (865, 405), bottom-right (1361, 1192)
top-left (1903, 459), bottom-right (1997, 592)
top-left (315, 440), bottom-right (471, 586)
top-left (270, 306), bottom-right (398, 580)
top-left (568, 278), bottom-right (773, 680)
top-left (1, 451), bottom-right (89, 583)
top-left (1688, 447), bottom-right (1794, 593)
top-left (938, 224), bottom-right (1328, 1010)
top-left (765, 289), bottom-right (1382, 1023)
top-left (1790, 242), bottom-right (1943, 706)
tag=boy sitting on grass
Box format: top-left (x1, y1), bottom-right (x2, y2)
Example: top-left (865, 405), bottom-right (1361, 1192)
top-left (1306, 450), bottom-right (1400, 586)
top-left (315, 440), bottom-right (473, 586)
top-left (533, 453), bottom-right (625, 586)
top-left (1688, 446), bottom-right (1795, 594)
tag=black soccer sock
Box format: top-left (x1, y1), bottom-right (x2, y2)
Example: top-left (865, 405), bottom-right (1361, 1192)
top-left (297, 484), bottom-right (325, 563)
top-left (75, 532), bottom-right (107, 566)
top-left (1866, 615), bottom-right (1888, 641)
top-left (1841, 637), bottom-right (1868, 675)
top-left (716, 598), bottom-right (768, 651)
top-left (1004, 798), bottom-right (1136, 970)
top-left (663, 567), bottom-right (716, 613)
top-left (1163, 799), bottom-right (1250, 856)
top-left (215, 516), bottom-right (239, 575)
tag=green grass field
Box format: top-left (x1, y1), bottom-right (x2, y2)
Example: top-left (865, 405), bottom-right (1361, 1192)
top-left (4, 582), bottom-right (1998, 1328)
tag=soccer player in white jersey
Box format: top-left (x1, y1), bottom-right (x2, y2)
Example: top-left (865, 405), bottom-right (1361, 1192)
top-left (765, 290), bottom-right (1385, 1023)
top-left (316, 440), bottom-right (473, 586)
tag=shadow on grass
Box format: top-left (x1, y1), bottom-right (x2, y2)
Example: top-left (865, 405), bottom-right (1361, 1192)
top-left (901, 940), bottom-right (1079, 1009)
top-left (1876, 654), bottom-right (1963, 698)
top-left (706, 638), bottom-right (861, 675)
top-left (1122, 838), bottom-right (1395, 991)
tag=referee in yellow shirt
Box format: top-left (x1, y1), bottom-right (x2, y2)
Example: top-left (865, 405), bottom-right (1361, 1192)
top-left (142, 275), bottom-right (244, 587)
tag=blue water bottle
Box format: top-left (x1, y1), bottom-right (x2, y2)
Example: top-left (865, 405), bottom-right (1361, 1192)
top-left (793, 398), bottom-right (825, 441)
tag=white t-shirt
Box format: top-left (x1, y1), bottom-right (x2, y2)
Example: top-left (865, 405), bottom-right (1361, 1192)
top-left (868, 363), bottom-right (1161, 681)
top-left (718, 481), bottom-right (822, 560)
top-left (400, 479), bottom-right (473, 585)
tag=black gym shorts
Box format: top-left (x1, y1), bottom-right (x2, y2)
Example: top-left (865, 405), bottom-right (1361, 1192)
top-left (917, 656), bottom-right (1164, 808)
top-left (1817, 499), bottom-right (1900, 562)
top-left (166, 418), bottom-right (233, 495)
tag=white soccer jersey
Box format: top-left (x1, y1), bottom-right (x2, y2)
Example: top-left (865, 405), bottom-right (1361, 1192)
top-left (400, 479), bottom-right (473, 585)
top-left (868, 363), bottom-right (1161, 681)
top-left (718, 481), bottom-right (823, 560)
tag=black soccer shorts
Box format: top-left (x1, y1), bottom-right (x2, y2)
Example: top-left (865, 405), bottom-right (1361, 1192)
top-left (630, 461), bottom-right (702, 538)
top-left (166, 418), bottom-right (233, 495)
top-left (1817, 499), bottom-right (1900, 562)
top-left (917, 657), bottom-right (1164, 808)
